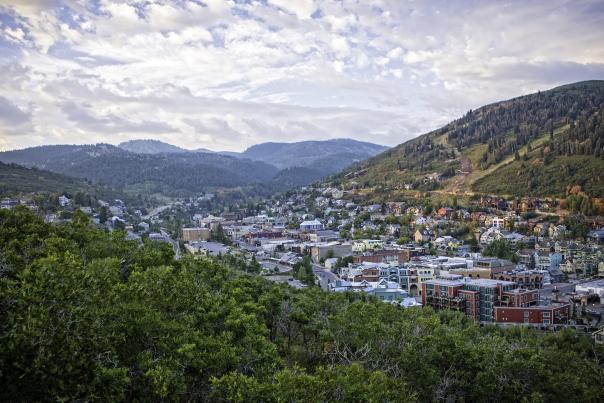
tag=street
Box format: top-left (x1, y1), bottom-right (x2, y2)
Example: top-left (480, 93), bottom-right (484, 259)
top-left (312, 264), bottom-right (338, 291)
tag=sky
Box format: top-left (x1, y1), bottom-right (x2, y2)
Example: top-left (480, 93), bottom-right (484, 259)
top-left (0, 0), bottom-right (603, 152)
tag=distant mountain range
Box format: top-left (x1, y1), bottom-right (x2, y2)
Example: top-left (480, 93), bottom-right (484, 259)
top-left (0, 138), bottom-right (387, 197)
top-left (118, 139), bottom-right (188, 154)
top-left (118, 138), bottom-right (387, 171)
top-left (333, 80), bottom-right (604, 199)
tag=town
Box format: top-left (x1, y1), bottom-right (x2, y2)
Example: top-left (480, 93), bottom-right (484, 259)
top-left (5, 183), bottom-right (604, 343)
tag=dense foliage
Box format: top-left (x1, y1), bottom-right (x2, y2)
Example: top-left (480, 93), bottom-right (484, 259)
top-left (0, 161), bottom-right (130, 202)
top-left (1, 207), bottom-right (603, 401)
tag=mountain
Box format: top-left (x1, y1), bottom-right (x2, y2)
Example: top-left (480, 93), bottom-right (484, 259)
top-left (240, 139), bottom-right (388, 171)
top-left (118, 139), bottom-right (189, 154)
top-left (0, 144), bottom-right (280, 197)
top-left (334, 80), bottom-right (604, 199)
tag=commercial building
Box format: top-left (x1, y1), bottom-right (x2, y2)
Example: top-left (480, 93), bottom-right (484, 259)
top-left (310, 242), bottom-right (352, 263)
top-left (181, 227), bottom-right (211, 242)
top-left (422, 278), bottom-right (570, 324)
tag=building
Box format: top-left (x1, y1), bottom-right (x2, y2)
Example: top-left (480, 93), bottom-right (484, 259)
top-left (494, 303), bottom-right (570, 325)
top-left (594, 326), bottom-right (604, 345)
top-left (181, 227), bottom-right (211, 242)
top-left (414, 229), bottom-right (432, 243)
top-left (299, 219), bottom-right (324, 232)
top-left (422, 277), bottom-right (570, 324)
top-left (575, 280), bottom-right (604, 298)
top-left (310, 242), bottom-right (352, 263)
top-left (58, 195), bottom-right (71, 207)
top-left (352, 249), bottom-right (421, 265)
top-left (185, 241), bottom-right (230, 256)
top-left (422, 278), bottom-right (516, 322)
top-left (448, 258), bottom-right (514, 279)
top-left (352, 239), bottom-right (384, 252)
top-left (516, 249), bottom-right (536, 268)
top-left (497, 269), bottom-right (545, 289)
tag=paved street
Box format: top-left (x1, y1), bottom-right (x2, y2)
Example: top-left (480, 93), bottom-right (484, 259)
top-left (312, 264), bottom-right (338, 291)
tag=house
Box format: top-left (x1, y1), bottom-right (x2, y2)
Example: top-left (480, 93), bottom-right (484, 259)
top-left (534, 251), bottom-right (562, 271)
top-left (386, 224), bottom-right (401, 236)
top-left (516, 249), bottom-right (536, 269)
top-left (414, 229), bottom-right (432, 243)
top-left (589, 229), bottom-right (604, 244)
top-left (548, 224), bottom-right (567, 239)
top-left (437, 207), bottom-right (454, 219)
top-left (58, 195), bottom-right (71, 207)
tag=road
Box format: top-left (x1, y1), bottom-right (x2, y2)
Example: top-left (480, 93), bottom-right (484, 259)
top-left (143, 204), bottom-right (172, 220)
top-left (160, 229), bottom-right (181, 260)
top-left (312, 264), bottom-right (338, 291)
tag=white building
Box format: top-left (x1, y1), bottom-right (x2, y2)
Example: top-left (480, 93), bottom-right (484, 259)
top-left (299, 219), bottom-right (324, 232)
top-left (576, 280), bottom-right (604, 298)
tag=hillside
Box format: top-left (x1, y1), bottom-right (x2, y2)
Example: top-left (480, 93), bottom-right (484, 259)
top-left (0, 144), bottom-right (280, 197)
top-left (0, 161), bottom-right (128, 201)
top-left (240, 138), bottom-right (388, 171)
top-left (335, 80), bottom-right (604, 198)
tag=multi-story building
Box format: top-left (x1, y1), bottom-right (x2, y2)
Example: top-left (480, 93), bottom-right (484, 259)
top-left (181, 227), bottom-right (211, 242)
top-left (309, 242), bottom-right (352, 263)
top-left (422, 278), bottom-right (515, 322)
top-left (422, 278), bottom-right (570, 324)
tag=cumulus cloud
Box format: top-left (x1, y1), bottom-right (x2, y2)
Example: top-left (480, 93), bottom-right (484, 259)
top-left (0, 0), bottom-right (602, 151)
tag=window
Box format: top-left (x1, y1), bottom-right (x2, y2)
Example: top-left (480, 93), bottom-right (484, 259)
top-left (542, 312), bottom-right (550, 318)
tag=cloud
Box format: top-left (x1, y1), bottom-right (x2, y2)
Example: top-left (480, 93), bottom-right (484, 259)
top-left (0, 0), bottom-right (602, 152)
top-left (0, 96), bottom-right (30, 125)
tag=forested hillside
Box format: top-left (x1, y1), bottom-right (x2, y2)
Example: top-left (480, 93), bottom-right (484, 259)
top-left (0, 144), bottom-right (279, 197)
top-left (1, 207), bottom-right (602, 401)
top-left (337, 81), bottom-right (604, 198)
top-left (0, 140), bottom-right (387, 197)
top-left (0, 161), bottom-right (135, 204)
top-left (241, 139), bottom-right (388, 171)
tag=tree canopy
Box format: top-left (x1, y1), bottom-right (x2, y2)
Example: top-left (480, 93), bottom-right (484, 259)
top-left (1, 207), bottom-right (603, 401)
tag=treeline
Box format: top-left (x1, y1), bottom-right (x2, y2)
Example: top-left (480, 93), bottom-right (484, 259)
top-left (550, 110), bottom-right (604, 158)
top-left (1, 207), bottom-right (603, 401)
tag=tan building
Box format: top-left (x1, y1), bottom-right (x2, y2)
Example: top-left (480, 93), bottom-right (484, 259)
top-left (181, 227), bottom-right (211, 242)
